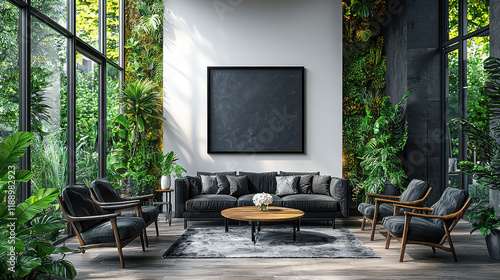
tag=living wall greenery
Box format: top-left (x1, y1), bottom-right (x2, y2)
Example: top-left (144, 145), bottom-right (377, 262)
top-left (105, 0), bottom-right (165, 195)
top-left (343, 0), bottom-right (395, 200)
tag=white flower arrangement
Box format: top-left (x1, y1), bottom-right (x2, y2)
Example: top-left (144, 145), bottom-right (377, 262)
top-left (253, 192), bottom-right (273, 207)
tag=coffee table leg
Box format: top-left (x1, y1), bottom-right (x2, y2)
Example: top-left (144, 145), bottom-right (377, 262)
top-left (251, 222), bottom-right (256, 244)
top-left (293, 220), bottom-right (297, 241)
top-left (297, 219), bottom-right (301, 232)
top-left (225, 218), bottom-right (229, 232)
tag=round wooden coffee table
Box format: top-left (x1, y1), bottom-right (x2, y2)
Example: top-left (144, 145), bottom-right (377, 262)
top-left (221, 206), bottom-right (305, 243)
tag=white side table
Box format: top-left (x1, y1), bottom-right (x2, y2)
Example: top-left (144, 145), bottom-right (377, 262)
top-left (154, 189), bottom-right (174, 226)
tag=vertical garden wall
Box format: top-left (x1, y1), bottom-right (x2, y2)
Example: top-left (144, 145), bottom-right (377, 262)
top-left (342, 0), bottom-right (390, 200)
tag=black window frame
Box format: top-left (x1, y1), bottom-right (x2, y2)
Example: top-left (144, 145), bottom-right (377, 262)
top-left (440, 0), bottom-right (490, 192)
top-left (5, 0), bottom-right (124, 201)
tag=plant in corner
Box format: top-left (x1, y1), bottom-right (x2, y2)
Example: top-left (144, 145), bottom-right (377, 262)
top-left (355, 93), bottom-right (411, 197)
top-left (453, 57), bottom-right (500, 259)
top-left (468, 207), bottom-right (500, 259)
top-left (0, 132), bottom-right (76, 279)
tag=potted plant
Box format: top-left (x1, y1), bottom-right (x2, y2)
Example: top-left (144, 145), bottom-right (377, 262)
top-left (159, 151), bottom-right (186, 190)
top-left (468, 207), bottom-right (500, 259)
top-left (0, 132), bottom-right (76, 279)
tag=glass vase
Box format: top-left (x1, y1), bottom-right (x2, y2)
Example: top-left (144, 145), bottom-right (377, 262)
top-left (258, 204), bottom-right (268, 211)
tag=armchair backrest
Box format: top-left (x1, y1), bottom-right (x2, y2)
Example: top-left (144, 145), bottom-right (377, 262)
top-left (430, 187), bottom-right (469, 228)
top-left (399, 179), bottom-right (429, 202)
top-left (90, 178), bottom-right (122, 202)
top-left (61, 184), bottom-right (106, 232)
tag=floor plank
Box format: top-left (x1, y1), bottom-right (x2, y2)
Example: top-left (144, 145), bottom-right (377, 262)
top-left (62, 215), bottom-right (500, 279)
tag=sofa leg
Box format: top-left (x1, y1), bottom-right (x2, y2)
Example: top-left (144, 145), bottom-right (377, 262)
top-left (332, 219), bottom-right (336, 229)
top-left (184, 219), bottom-right (187, 229)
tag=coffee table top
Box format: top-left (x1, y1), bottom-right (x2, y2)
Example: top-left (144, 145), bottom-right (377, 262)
top-left (221, 206), bottom-right (304, 222)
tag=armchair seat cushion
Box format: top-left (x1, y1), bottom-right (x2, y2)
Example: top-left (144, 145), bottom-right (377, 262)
top-left (282, 194), bottom-right (338, 212)
top-left (237, 194), bottom-right (283, 207)
top-left (185, 194), bottom-right (237, 211)
top-left (358, 202), bottom-right (400, 220)
top-left (140, 206), bottom-right (160, 223)
top-left (382, 215), bottom-right (445, 244)
top-left (80, 217), bottom-right (146, 244)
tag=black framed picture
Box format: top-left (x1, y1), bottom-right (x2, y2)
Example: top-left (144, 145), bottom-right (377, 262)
top-left (207, 66), bottom-right (305, 153)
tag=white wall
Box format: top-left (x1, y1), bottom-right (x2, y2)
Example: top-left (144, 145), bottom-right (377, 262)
top-left (164, 0), bottom-right (342, 176)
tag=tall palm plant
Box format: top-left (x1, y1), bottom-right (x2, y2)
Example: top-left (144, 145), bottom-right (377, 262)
top-left (118, 79), bottom-right (163, 137)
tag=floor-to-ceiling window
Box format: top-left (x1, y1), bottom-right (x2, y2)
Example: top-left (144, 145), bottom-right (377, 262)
top-left (0, 0), bottom-right (123, 201)
top-left (443, 0), bottom-right (490, 209)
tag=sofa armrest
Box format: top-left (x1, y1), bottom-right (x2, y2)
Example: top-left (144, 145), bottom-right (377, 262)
top-left (330, 177), bottom-right (349, 218)
top-left (175, 177), bottom-right (190, 218)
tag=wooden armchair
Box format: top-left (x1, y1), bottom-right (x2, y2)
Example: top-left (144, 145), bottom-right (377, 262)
top-left (58, 185), bottom-right (147, 268)
top-left (89, 178), bottom-right (160, 247)
top-left (382, 187), bottom-right (472, 262)
top-left (358, 179), bottom-right (432, 240)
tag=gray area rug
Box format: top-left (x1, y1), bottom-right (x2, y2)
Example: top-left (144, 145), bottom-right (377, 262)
top-left (163, 226), bottom-right (379, 258)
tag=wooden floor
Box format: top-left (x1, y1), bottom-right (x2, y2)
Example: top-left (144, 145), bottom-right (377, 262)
top-left (62, 215), bottom-right (500, 280)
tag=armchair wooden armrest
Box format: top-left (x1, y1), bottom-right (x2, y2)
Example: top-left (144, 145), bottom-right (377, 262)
top-left (101, 202), bottom-right (141, 211)
top-left (122, 194), bottom-right (154, 206)
top-left (94, 200), bottom-right (141, 206)
top-left (404, 210), bottom-right (460, 220)
top-left (66, 213), bottom-right (120, 222)
top-left (366, 193), bottom-right (400, 203)
top-left (393, 204), bottom-right (433, 215)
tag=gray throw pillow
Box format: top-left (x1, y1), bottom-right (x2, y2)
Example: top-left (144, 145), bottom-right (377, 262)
top-left (312, 175), bottom-right (331, 196)
top-left (201, 175), bottom-right (218, 194)
top-left (186, 176), bottom-right (202, 198)
top-left (298, 175), bottom-right (313, 194)
top-left (276, 176), bottom-right (299, 197)
top-left (216, 174), bottom-right (230, 195)
top-left (227, 175), bottom-right (250, 197)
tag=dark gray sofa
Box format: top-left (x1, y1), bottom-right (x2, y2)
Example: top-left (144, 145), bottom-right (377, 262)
top-left (175, 171), bottom-right (349, 229)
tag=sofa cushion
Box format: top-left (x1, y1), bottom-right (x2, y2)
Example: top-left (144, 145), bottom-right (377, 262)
top-left (186, 176), bottom-right (202, 198)
top-left (62, 185), bottom-right (106, 232)
top-left (80, 217), bottom-right (145, 244)
top-left (237, 194), bottom-right (283, 207)
top-left (201, 175), bottom-right (218, 194)
top-left (382, 215), bottom-right (445, 244)
top-left (298, 175), bottom-right (313, 194)
top-left (282, 194), bottom-right (338, 212)
top-left (228, 175), bottom-right (250, 197)
top-left (358, 202), bottom-right (399, 220)
top-left (399, 179), bottom-right (429, 202)
top-left (239, 172), bottom-right (277, 193)
top-left (280, 171), bottom-right (320, 176)
top-left (185, 194), bottom-right (237, 211)
top-left (276, 176), bottom-right (299, 197)
top-left (312, 175), bottom-right (331, 196)
top-left (216, 174), bottom-right (230, 195)
top-left (197, 171), bottom-right (237, 177)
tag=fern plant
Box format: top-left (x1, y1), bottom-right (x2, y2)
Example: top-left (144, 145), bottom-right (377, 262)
top-left (355, 93), bottom-right (411, 195)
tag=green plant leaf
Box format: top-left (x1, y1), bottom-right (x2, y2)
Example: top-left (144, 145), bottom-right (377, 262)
top-left (14, 255), bottom-right (41, 277)
top-left (0, 132), bottom-right (34, 179)
top-left (30, 240), bottom-right (56, 256)
top-left (15, 188), bottom-right (60, 225)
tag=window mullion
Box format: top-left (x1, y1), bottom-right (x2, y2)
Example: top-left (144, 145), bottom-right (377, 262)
top-left (18, 5), bottom-right (31, 201)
